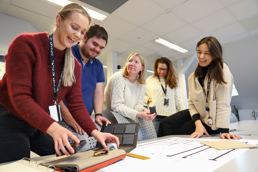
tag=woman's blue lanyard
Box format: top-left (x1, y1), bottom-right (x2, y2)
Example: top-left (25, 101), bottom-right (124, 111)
top-left (202, 77), bottom-right (211, 113)
top-left (49, 34), bottom-right (64, 105)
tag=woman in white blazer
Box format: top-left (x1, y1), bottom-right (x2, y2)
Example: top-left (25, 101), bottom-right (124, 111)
top-left (158, 36), bottom-right (242, 140)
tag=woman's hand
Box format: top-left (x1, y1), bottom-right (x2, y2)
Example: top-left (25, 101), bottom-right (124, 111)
top-left (91, 130), bottom-right (119, 150)
top-left (59, 100), bottom-right (85, 135)
top-left (62, 114), bottom-right (85, 135)
top-left (136, 111), bottom-right (156, 121)
top-left (143, 108), bottom-right (150, 114)
top-left (46, 122), bottom-right (80, 156)
top-left (148, 98), bottom-right (152, 103)
top-left (220, 133), bottom-right (243, 140)
top-left (95, 115), bottom-right (111, 127)
top-left (190, 120), bottom-right (210, 138)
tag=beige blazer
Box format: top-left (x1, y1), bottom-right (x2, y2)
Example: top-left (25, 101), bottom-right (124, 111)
top-left (188, 63), bottom-right (233, 130)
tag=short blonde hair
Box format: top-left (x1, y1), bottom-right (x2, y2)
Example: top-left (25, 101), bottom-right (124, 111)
top-left (122, 53), bottom-right (146, 84)
top-left (57, 3), bottom-right (91, 87)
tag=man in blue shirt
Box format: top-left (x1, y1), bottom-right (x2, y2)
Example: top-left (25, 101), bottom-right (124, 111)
top-left (59, 24), bottom-right (111, 134)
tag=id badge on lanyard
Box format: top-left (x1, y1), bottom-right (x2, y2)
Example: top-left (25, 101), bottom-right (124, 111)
top-left (158, 77), bottom-right (169, 106)
top-left (49, 103), bottom-right (62, 122)
top-left (203, 77), bottom-right (213, 125)
top-left (48, 34), bottom-right (63, 121)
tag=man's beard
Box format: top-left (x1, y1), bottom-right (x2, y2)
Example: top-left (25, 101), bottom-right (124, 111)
top-left (82, 48), bottom-right (95, 60)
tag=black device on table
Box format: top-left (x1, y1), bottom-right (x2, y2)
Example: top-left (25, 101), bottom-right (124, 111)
top-left (56, 140), bottom-right (86, 156)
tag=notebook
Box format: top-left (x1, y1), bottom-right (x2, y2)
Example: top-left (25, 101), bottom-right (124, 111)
top-left (95, 123), bottom-right (139, 152)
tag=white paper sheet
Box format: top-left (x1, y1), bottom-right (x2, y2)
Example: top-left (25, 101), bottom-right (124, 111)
top-left (98, 137), bottom-right (258, 172)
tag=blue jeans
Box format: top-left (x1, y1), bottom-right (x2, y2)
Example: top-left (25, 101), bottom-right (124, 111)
top-left (0, 104), bottom-right (55, 163)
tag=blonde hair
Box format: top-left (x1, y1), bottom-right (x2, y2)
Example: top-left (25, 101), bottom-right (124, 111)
top-left (122, 53), bottom-right (146, 84)
top-left (57, 3), bottom-right (91, 87)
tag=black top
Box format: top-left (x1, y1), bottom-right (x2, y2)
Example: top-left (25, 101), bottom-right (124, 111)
top-left (198, 65), bottom-right (210, 87)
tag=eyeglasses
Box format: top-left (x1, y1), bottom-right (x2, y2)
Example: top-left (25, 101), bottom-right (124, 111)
top-left (157, 67), bottom-right (167, 72)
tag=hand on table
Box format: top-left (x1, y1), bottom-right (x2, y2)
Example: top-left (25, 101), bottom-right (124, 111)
top-left (190, 120), bottom-right (210, 138)
top-left (47, 122), bottom-right (80, 156)
top-left (91, 129), bottom-right (119, 150)
top-left (220, 133), bottom-right (243, 140)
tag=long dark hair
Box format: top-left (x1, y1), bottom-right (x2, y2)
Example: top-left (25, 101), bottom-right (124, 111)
top-left (154, 57), bottom-right (178, 89)
top-left (194, 36), bottom-right (227, 84)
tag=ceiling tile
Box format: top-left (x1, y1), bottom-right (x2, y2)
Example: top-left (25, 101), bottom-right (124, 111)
top-left (141, 13), bottom-right (187, 35)
top-left (11, 0), bottom-right (58, 18)
top-left (120, 28), bottom-right (158, 45)
top-left (146, 53), bottom-right (161, 61)
top-left (212, 22), bottom-right (247, 41)
top-left (105, 39), bottom-right (135, 53)
top-left (112, 0), bottom-right (164, 26)
top-left (192, 9), bottom-right (237, 33)
top-left (172, 0), bottom-right (224, 23)
top-left (228, 0), bottom-right (258, 20)
top-left (7, 5), bottom-right (53, 32)
top-left (181, 36), bottom-right (203, 51)
top-left (220, 32), bottom-right (250, 45)
top-left (100, 15), bottom-right (137, 38)
top-left (165, 25), bottom-right (203, 44)
top-left (117, 46), bottom-right (155, 65)
top-left (155, 46), bottom-right (182, 58)
top-left (218, 0), bottom-right (241, 6)
top-left (127, 46), bottom-right (155, 57)
top-left (240, 14), bottom-right (258, 31)
top-left (152, 0), bottom-right (189, 9)
top-left (249, 28), bottom-right (258, 35)
top-left (141, 42), bottom-right (163, 52)
top-left (0, 0), bottom-right (10, 14)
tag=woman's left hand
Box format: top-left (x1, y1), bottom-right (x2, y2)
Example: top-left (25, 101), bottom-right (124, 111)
top-left (220, 133), bottom-right (243, 140)
top-left (91, 130), bottom-right (120, 150)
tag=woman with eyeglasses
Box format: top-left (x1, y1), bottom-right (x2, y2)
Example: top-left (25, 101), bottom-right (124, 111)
top-left (145, 57), bottom-right (185, 133)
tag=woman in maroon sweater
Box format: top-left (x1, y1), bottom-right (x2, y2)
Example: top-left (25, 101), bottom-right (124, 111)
top-left (0, 3), bottom-right (118, 163)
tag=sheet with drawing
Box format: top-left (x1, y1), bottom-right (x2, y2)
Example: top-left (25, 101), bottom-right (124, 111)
top-left (98, 137), bottom-right (258, 172)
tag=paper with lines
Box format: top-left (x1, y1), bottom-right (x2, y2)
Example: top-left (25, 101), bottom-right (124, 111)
top-left (98, 137), bottom-right (258, 172)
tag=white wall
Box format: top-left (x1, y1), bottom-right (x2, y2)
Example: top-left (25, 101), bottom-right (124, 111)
top-left (182, 34), bottom-right (258, 110)
top-left (0, 13), bottom-right (38, 55)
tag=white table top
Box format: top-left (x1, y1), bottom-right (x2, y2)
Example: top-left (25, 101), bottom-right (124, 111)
top-left (214, 120), bottom-right (258, 172)
top-left (1, 120), bottom-right (258, 172)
